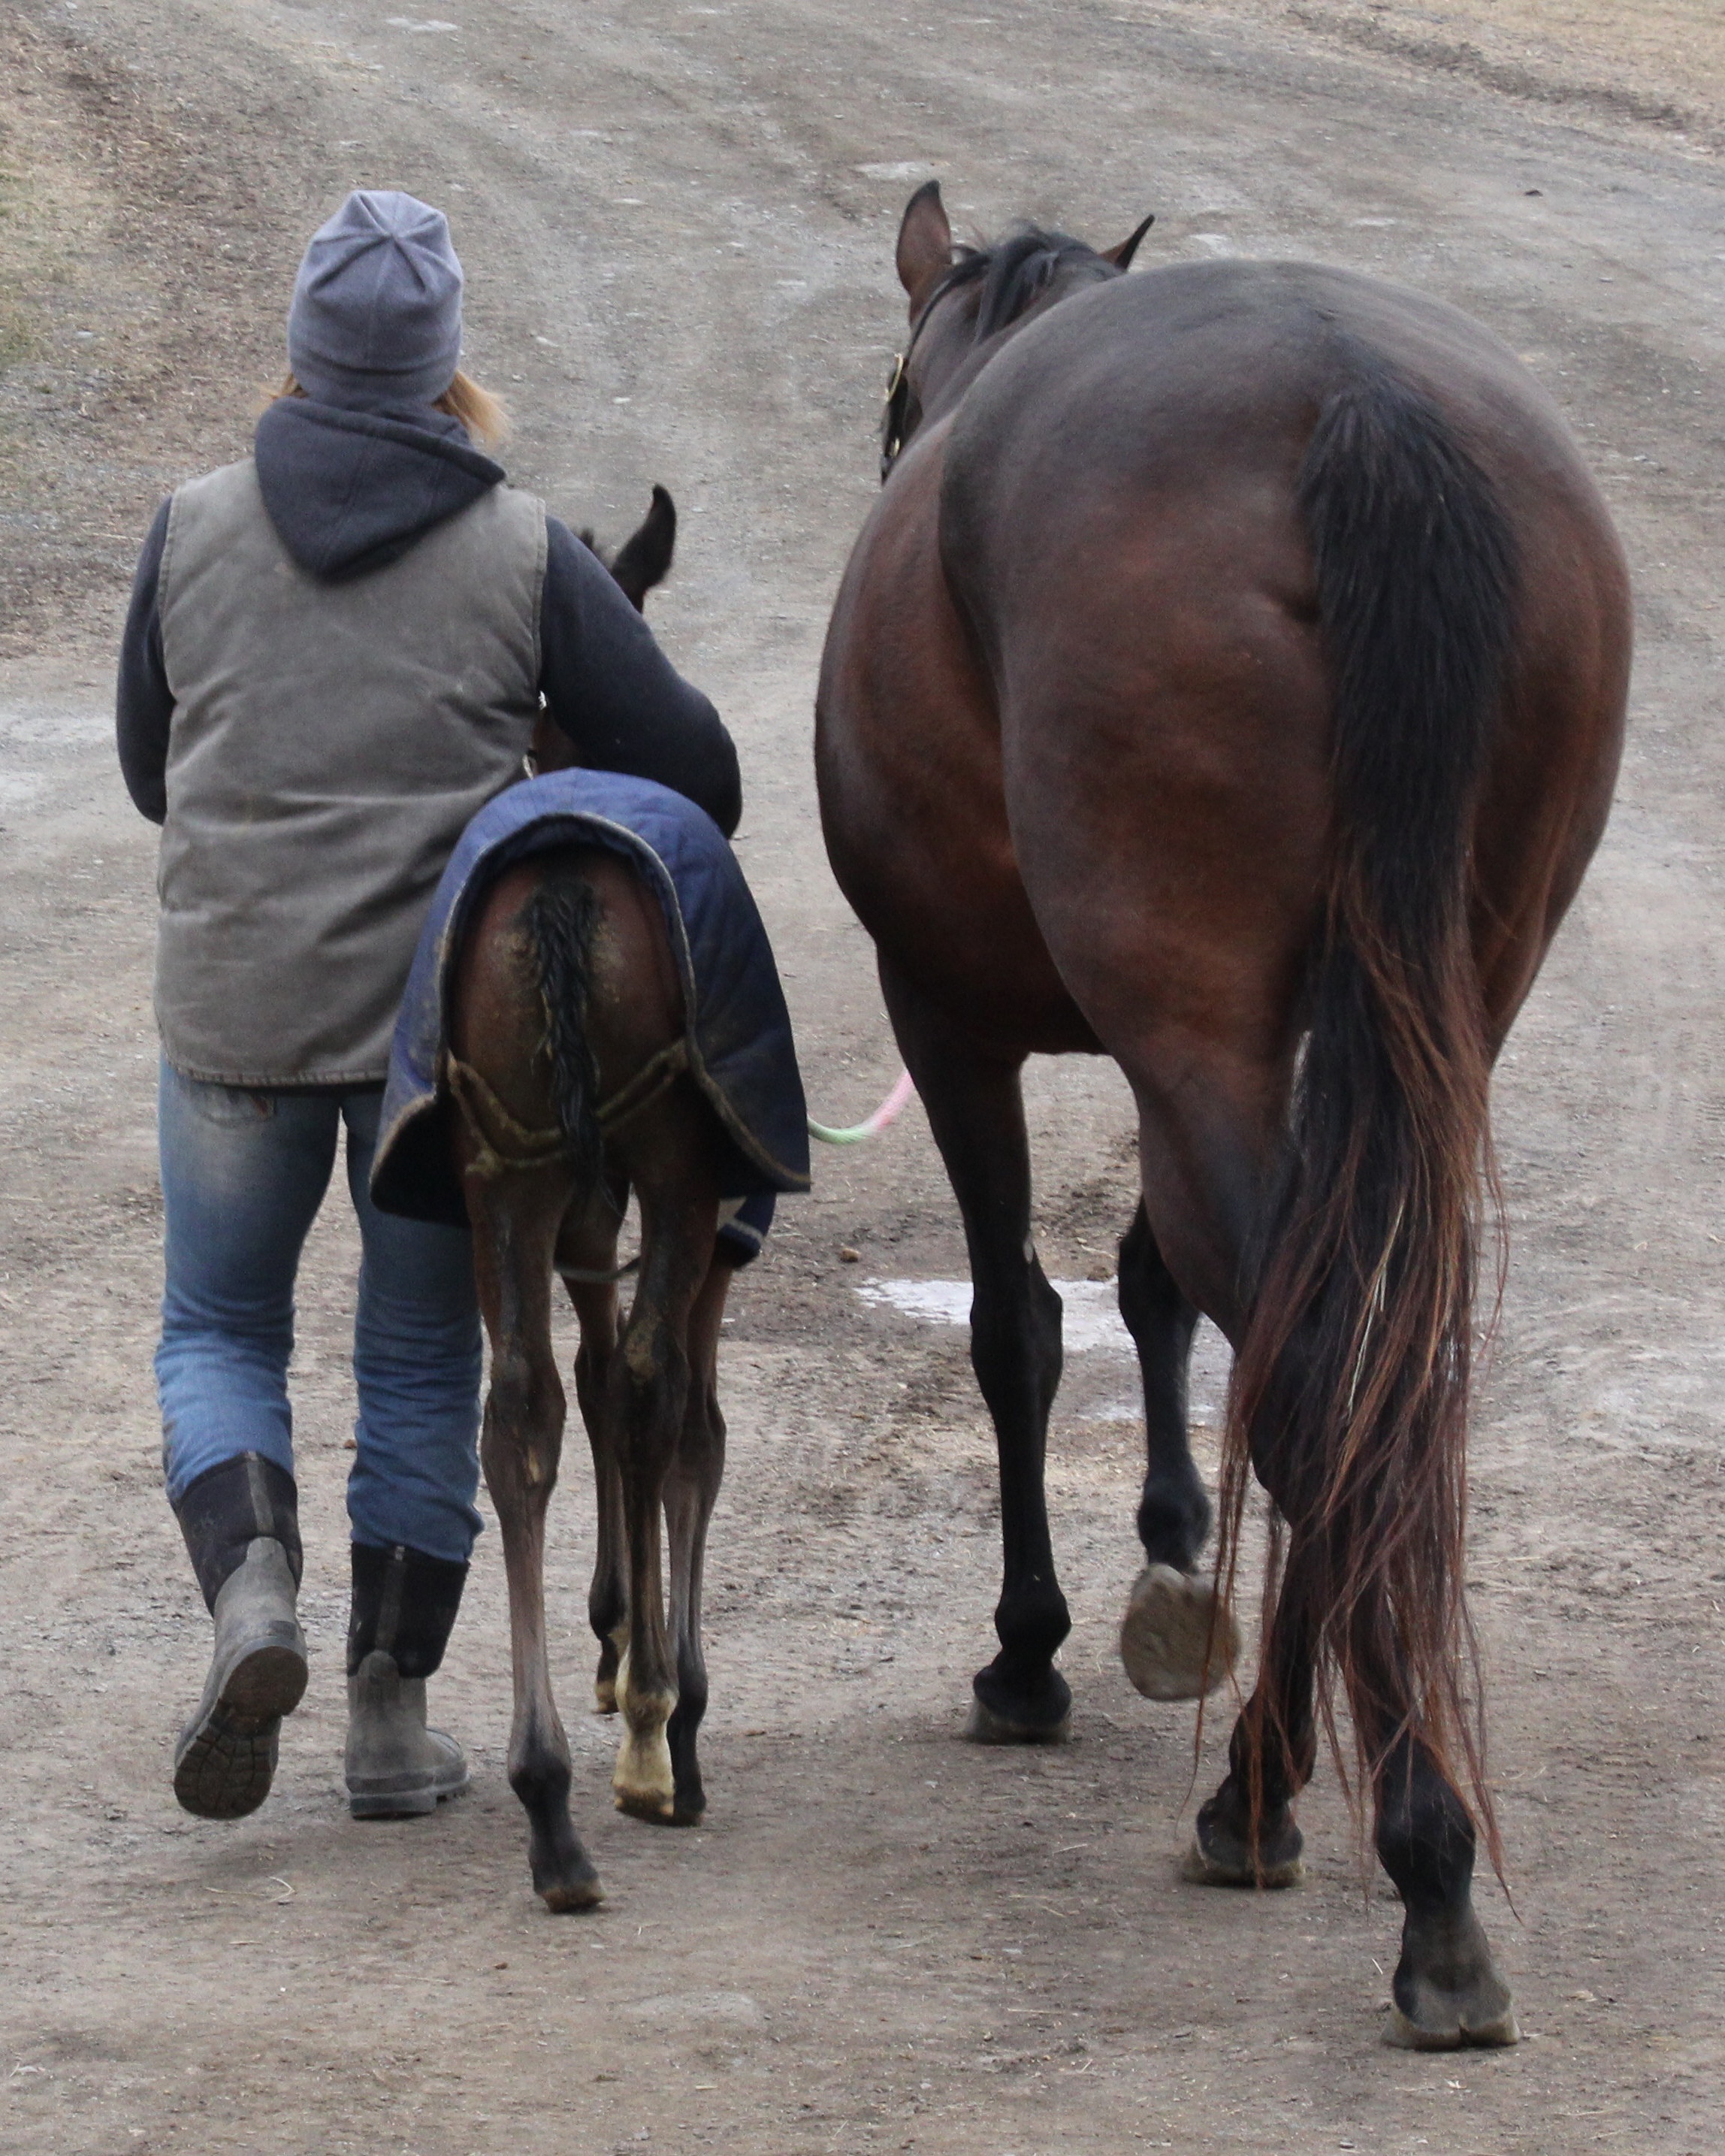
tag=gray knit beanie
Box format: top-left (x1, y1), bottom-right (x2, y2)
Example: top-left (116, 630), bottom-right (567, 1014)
top-left (287, 189), bottom-right (464, 409)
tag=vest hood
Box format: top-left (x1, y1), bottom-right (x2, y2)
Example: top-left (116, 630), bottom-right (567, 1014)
top-left (253, 396), bottom-right (505, 581)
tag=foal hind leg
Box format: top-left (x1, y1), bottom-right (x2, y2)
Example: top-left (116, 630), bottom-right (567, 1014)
top-left (565, 1272), bottom-right (626, 1713)
top-left (467, 1166), bottom-right (602, 1911)
top-left (609, 1169), bottom-right (717, 1822)
top-left (662, 1252), bottom-right (735, 1825)
top-left (1115, 1203), bottom-right (1240, 1701)
top-left (882, 961), bottom-right (1071, 1743)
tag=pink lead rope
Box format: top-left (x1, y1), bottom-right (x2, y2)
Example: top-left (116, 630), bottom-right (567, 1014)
top-left (807, 1069), bottom-right (917, 1147)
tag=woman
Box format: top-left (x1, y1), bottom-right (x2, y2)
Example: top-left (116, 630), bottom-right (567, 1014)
top-left (116, 189), bottom-right (740, 1824)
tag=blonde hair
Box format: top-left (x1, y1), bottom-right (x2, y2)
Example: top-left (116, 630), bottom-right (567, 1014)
top-left (269, 367), bottom-right (510, 449)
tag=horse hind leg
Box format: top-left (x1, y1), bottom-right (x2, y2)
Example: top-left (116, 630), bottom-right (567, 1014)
top-left (1114, 1202), bottom-right (1241, 1702)
top-left (1185, 1535), bottom-right (1317, 1891)
top-left (1365, 1671), bottom-right (1517, 2048)
top-left (661, 1251), bottom-right (735, 1825)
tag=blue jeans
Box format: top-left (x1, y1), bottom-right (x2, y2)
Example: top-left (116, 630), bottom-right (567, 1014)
top-left (156, 1062), bottom-right (483, 1564)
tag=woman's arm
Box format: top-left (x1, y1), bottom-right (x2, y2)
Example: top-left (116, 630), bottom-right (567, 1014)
top-left (116, 497), bottom-right (174, 826)
top-left (539, 517), bottom-right (742, 837)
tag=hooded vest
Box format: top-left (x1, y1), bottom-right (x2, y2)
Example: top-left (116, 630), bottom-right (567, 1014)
top-left (154, 458), bottom-right (546, 1086)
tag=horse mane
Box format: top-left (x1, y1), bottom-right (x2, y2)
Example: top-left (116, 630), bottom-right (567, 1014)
top-left (935, 225), bottom-right (1119, 342)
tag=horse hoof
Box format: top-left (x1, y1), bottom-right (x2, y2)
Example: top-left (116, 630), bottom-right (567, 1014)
top-left (614, 1786), bottom-right (678, 1823)
top-left (594, 1680), bottom-right (618, 1716)
top-left (963, 1695), bottom-right (1071, 1746)
top-left (539, 1871), bottom-right (605, 1913)
top-left (1383, 1907), bottom-right (1518, 2049)
top-left (1119, 1565), bottom-right (1239, 1701)
top-left (1180, 1837), bottom-right (1305, 1890)
top-left (1383, 2001), bottom-right (1520, 2051)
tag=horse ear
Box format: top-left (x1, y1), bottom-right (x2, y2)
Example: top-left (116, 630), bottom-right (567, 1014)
top-left (1101, 212), bottom-right (1156, 271)
top-left (896, 180), bottom-right (953, 304)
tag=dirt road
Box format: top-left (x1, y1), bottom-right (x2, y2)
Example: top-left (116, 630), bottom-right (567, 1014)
top-left (2, 2), bottom-right (1722, 2150)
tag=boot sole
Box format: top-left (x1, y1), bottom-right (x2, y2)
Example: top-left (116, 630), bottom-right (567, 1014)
top-left (173, 1642), bottom-right (308, 1822)
top-left (347, 1768), bottom-right (470, 1821)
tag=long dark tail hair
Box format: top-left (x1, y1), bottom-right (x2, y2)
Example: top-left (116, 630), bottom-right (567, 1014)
top-left (1217, 354), bottom-right (1518, 1864)
top-left (527, 865), bottom-right (606, 1186)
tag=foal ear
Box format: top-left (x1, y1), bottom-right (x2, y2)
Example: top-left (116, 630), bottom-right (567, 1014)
top-left (1101, 212), bottom-right (1156, 271)
top-left (608, 484), bottom-right (677, 612)
top-left (896, 180), bottom-right (953, 304)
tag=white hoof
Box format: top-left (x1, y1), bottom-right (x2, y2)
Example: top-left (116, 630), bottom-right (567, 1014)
top-left (613, 1725), bottom-right (675, 1820)
top-left (1119, 1565), bottom-right (1239, 1701)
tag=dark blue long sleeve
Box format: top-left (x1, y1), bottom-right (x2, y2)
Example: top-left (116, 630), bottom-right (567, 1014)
top-left (539, 517), bottom-right (741, 837)
top-left (116, 497), bottom-right (174, 824)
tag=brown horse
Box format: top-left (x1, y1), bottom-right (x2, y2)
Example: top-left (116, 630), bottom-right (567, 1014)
top-left (451, 491), bottom-right (742, 1908)
top-left (816, 182), bottom-right (1628, 2046)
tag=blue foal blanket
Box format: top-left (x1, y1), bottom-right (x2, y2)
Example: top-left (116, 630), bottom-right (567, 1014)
top-left (370, 771), bottom-right (810, 1232)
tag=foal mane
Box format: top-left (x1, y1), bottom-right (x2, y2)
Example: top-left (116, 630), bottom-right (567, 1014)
top-left (933, 225), bottom-right (1119, 342)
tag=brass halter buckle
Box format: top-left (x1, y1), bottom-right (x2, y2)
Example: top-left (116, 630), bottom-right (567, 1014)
top-left (880, 352), bottom-right (909, 480)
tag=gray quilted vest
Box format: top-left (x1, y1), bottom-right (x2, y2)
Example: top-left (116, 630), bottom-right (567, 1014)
top-left (154, 459), bottom-right (545, 1085)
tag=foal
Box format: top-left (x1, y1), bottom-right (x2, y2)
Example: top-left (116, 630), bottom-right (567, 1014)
top-left (449, 491), bottom-right (742, 1907)
top-left (450, 842), bottom-right (736, 1906)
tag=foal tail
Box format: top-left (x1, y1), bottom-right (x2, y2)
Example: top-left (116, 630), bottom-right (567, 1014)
top-left (1219, 358), bottom-right (1517, 1861)
top-left (527, 865), bottom-right (606, 1186)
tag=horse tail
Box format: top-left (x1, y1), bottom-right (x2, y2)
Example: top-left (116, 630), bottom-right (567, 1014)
top-left (1219, 356), bottom-right (1517, 1864)
top-left (526, 864), bottom-right (606, 1187)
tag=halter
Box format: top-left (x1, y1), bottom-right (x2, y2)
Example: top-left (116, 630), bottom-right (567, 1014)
top-left (879, 261), bottom-right (971, 482)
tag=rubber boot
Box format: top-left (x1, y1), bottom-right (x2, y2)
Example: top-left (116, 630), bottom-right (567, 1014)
top-left (344, 1543), bottom-right (470, 1819)
top-left (172, 1455), bottom-right (308, 1821)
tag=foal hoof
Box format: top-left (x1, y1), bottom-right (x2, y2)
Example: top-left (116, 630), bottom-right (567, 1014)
top-left (614, 1786), bottom-right (678, 1824)
top-left (531, 1836), bottom-right (604, 1913)
top-left (539, 1869), bottom-right (605, 1913)
top-left (613, 1722), bottom-right (676, 1822)
top-left (1383, 1908), bottom-right (1519, 2050)
top-left (1119, 1565), bottom-right (1239, 1702)
top-left (963, 1696), bottom-right (1071, 1746)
